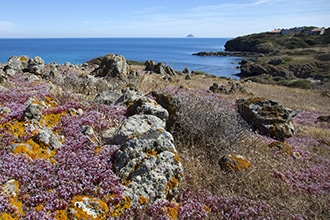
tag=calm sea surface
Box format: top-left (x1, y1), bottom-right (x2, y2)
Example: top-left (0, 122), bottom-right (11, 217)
top-left (0, 38), bottom-right (242, 78)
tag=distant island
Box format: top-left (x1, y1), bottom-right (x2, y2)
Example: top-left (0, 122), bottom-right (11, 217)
top-left (186, 34), bottom-right (195, 38)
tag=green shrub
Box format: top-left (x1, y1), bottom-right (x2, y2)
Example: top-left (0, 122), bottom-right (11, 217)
top-left (282, 79), bottom-right (314, 89)
top-left (283, 57), bottom-right (293, 62)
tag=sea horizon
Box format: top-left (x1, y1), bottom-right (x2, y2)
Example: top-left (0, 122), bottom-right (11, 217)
top-left (0, 37), bottom-right (241, 78)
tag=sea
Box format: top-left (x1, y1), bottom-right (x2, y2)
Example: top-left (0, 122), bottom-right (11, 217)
top-left (0, 38), bottom-right (243, 78)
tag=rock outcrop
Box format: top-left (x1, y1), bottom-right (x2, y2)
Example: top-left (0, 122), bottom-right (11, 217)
top-left (5, 55), bottom-right (45, 75)
top-left (237, 97), bottom-right (298, 141)
top-left (145, 60), bottom-right (176, 76)
top-left (112, 114), bottom-right (184, 204)
top-left (92, 54), bottom-right (129, 79)
top-left (103, 86), bottom-right (184, 205)
top-left (239, 61), bottom-right (295, 79)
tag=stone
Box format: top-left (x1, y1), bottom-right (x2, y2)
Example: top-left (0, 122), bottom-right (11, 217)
top-left (150, 91), bottom-right (181, 131)
top-left (144, 60), bottom-right (176, 76)
top-left (95, 90), bottom-right (123, 105)
top-left (268, 141), bottom-right (293, 156)
top-left (92, 54), bottom-right (129, 79)
top-left (112, 114), bottom-right (184, 204)
top-left (237, 97), bottom-right (298, 141)
top-left (28, 56), bottom-right (45, 75)
top-left (182, 67), bottom-right (190, 74)
top-left (34, 127), bottom-right (63, 150)
top-left (23, 103), bottom-right (42, 121)
top-left (126, 97), bottom-right (169, 121)
top-left (7, 55), bottom-right (29, 72)
top-left (219, 154), bottom-right (251, 171)
top-left (115, 87), bottom-right (144, 106)
top-left (68, 195), bottom-right (109, 219)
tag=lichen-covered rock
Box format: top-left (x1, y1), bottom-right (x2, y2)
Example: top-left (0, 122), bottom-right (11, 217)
top-left (268, 141), bottom-right (293, 156)
top-left (150, 91), bottom-right (181, 131)
top-left (115, 86), bottom-right (144, 106)
top-left (28, 56), bottom-right (45, 75)
top-left (237, 97), bottom-right (298, 141)
top-left (219, 154), bottom-right (251, 171)
top-left (7, 55), bottom-right (29, 72)
top-left (112, 114), bottom-right (184, 204)
top-left (6, 55), bottom-right (45, 75)
top-left (92, 54), bottom-right (129, 79)
top-left (67, 195), bottom-right (109, 219)
top-left (23, 103), bottom-right (42, 121)
top-left (127, 96), bottom-right (169, 121)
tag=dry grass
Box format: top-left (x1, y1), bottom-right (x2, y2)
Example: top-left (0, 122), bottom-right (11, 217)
top-left (132, 68), bottom-right (330, 219)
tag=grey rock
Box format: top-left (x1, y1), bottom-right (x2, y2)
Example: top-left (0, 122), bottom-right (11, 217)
top-left (35, 127), bottom-right (63, 150)
top-left (23, 103), bottom-right (42, 121)
top-left (95, 90), bottom-right (123, 105)
top-left (145, 60), bottom-right (176, 76)
top-left (115, 87), bottom-right (144, 106)
top-left (127, 97), bottom-right (169, 121)
top-left (150, 91), bottom-right (181, 131)
top-left (113, 114), bottom-right (183, 204)
top-left (92, 54), bottom-right (129, 79)
top-left (7, 55), bottom-right (29, 72)
top-left (28, 56), bottom-right (45, 75)
top-left (5, 69), bottom-right (16, 77)
top-left (237, 97), bottom-right (298, 141)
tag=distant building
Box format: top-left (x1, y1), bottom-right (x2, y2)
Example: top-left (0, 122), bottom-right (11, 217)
top-left (269, 27), bottom-right (325, 35)
top-left (271, 29), bottom-right (281, 34)
top-left (310, 27), bottom-right (325, 35)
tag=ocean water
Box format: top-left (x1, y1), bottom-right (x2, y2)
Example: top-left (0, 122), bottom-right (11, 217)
top-left (0, 38), bottom-right (243, 78)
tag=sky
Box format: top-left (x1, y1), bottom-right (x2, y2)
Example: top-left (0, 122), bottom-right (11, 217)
top-left (0, 0), bottom-right (329, 38)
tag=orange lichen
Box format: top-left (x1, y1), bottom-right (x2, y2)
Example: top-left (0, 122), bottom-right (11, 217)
top-left (2, 119), bottom-right (27, 139)
top-left (54, 210), bottom-right (69, 220)
top-left (166, 177), bottom-right (180, 191)
top-left (110, 196), bottom-right (131, 217)
top-left (165, 203), bottom-right (179, 220)
top-left (268, 141), bottom-right (293, 156)
top-left (146, 149), bottom-right (158, 157)
top-left (94, 146), bottom-right (103, 155)
top-left (40, 112), bottom-right (64, 128)
top-left (0, 213), bottom-right (17, 220)
top-left (139, 195), bottom-right (148, 205)
top-left (1, 180), bottom-right (25, 218)
top-left (68, 195), bottom-right (109, 220)
top-left (31, 96), bottom-right (57, 108)
top-left (12, 139), bottom-right (57, 161)
top-left (219, 154), bottom-right (251, 171)
top-left (157, 128), bottom-right (163, 132)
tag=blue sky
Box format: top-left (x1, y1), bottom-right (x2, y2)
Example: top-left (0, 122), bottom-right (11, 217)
top-left (0, 0), bottom-right (329, 38)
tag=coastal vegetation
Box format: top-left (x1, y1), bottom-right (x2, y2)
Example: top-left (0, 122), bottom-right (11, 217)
top-left (0, 29), bottom-right (329, 219)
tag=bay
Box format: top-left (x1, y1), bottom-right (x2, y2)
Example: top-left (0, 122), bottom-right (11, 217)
top-left (0, 38), bottom-right (242, 78)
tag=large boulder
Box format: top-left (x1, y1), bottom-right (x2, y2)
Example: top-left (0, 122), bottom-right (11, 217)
top-left (237, 97), bottom-right (298, 141)
top-left (112, 114), bottom-right (184, 204)
top-left (7, 55), bottom-right (29, 72)
top-left (5, 55), bottom-right (45, 75)
top-left (92, 54), bottom-right (129, 79)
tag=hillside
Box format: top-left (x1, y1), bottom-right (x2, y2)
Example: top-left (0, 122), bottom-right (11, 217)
top-left (224, 26), bottom-right (330, 53)
top-left (0, 55), bottom-right (329, 219)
